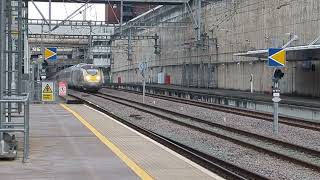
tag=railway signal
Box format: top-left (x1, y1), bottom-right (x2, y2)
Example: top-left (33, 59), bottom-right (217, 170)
top-left (268, 46), bottom-right (286, 134)
top-left (273, 69), bottom-right (284, 82)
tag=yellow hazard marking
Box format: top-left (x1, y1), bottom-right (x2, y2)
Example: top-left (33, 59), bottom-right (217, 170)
top-left (60, 104), bottom-right (154, 180)
top-left (43, 84), bottom-right (53, 93)
top-left (271, 49), bottom-right (286, 65)
top-left (44, 48), bottom-right (56, 60)
top-left (42, 94), bottom-right (53, 101)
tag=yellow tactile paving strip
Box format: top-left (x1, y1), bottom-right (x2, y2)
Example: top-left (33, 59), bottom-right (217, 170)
top-left (63, 104), bottom-right (222, 180)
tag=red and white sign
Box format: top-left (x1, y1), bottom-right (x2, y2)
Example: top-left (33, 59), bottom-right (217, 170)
top-left (59, 81), bottom-right (67, 96)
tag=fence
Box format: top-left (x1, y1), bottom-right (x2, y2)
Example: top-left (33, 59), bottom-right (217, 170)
top-left (0, 94), bottom-right (29, 162)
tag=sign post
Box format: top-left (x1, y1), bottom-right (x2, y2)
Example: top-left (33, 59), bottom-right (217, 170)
top-left (143, 78), bottom-right (146, 103)
top-left (250, 73), bottom-right (253, 93)
top-left (139, 62), bottom-right (148, 103)
top-left (272, 84), bottom-right (281, 133)
top-left (268, 48), bottom-right (286, 133)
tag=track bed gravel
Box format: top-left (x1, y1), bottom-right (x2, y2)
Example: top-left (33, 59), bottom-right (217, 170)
top-left (100, 88), bottom-right (320, 152)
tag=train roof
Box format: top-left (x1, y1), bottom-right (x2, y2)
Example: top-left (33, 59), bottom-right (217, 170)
top-left (77, 63), bottom-right (99, 69)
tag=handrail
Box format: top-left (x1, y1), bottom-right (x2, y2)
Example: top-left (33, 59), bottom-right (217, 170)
top-left (0, 93), bottom-right (29, 162)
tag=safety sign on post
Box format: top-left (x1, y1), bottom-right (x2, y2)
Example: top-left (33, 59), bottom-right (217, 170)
top-left (58, 81), bottom-right (67, 97)
top-left (44, 47), bottom-right (57, 61)
top-left (138, 62), bottom-right (148, 103)
top-left (268, 48), bottom-right (286, 133)
top-left (268, 48), bottom-right (286, 67)
top-left (42, 82), bottom-right (54, 101)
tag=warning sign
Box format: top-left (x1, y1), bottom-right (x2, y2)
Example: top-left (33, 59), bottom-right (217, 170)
top-left (43, 84), bottom-right (53, 93)
top-left (268, 48), bottom-right (286, 67)
top-left (42, 82), bottom-right (54, 101)
top-left (44, 47), bottom-right (57, 61)
top-left (59, 81), bottom-right (67, 97)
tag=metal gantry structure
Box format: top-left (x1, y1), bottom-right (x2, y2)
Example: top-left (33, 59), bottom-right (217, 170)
top-left (0, 0), bottom-right (30, 162)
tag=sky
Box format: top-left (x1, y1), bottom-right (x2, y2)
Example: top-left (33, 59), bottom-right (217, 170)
top-left (28, 2), bottom-right (105, 21)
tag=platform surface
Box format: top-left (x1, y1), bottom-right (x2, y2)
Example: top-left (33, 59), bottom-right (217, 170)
top-left (66, 104), bottom-right (221, 180)
top-left (0, 104), bottom-right (139, 180)
top-left (0, 104), bottom-right (221, 180)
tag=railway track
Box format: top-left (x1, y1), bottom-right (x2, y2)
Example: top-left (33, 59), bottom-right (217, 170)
top-left (105, 87), bottom-right (320, 131)
top-left (69, 90), bottom-right (269, 180)
top-left (91, 91), bottom-right (320, 172)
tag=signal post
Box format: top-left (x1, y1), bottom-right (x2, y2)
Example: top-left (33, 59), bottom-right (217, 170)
top-left (268, 48), bottom-right (286, 134)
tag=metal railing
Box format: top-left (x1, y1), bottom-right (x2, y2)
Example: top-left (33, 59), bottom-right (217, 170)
top-left (0, 94), bottom-right (29, 162)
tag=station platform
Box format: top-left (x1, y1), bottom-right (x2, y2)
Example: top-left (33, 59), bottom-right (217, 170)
top-left (0, 104), bottom-right (221, 180)
top-left (108, 83), bottom-right (320, 108)
top-left (108, 83), bottom-right (320, 122)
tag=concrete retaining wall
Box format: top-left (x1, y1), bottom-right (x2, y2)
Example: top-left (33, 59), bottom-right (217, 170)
top-left (111, 0), bottom-right (320, 97)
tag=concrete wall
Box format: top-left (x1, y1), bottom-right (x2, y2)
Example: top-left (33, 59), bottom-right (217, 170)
top-left (111, 0), bottom-right (320, 97)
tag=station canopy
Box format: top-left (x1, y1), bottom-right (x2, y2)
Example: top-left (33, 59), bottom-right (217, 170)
top-left (29, 0), bottom-right (189, 4)
top-left (234, 44), bottom-right (320, 61)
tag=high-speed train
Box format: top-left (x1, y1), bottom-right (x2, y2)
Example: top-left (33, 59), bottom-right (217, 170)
top-left (56, 63), bottom-right (104, 91)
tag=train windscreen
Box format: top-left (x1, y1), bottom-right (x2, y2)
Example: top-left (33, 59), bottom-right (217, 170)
top-left (86, 69), bottom-right (98, 75)
top-left (82, 65), bottom-right (99, 75)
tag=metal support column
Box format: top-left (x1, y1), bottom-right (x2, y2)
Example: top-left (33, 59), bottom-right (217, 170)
top-left (7, 1), bottom-right (13, 121)
top-left (18, 0), bottom-right (23, 112)
top-left (128, 28), bottom-right (132, 60)
top-left (196, 0), bottom-right (201, 42)
top-left (23, 100), bottom-right (30, 162)
top-left (49, 0), bottom-right (52, 31)
top-left (0, 0), bottom-right (6, 148)
top-left (0, 0), bottom-right (29, 161)
top-left (88, 21), bottom-right (92, 63)
top-left (120, 0), bottom-right (123, 36)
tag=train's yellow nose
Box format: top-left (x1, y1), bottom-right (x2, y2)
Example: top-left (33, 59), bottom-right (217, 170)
top-left (86, 75), bottom-right (100, 82)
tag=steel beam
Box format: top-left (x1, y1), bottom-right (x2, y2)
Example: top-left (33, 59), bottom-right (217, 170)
top-left (29, 0), bottom-right (189, 5)
top-left (31, 0), bottom-right (49, 25)
top-left (28, 33), bottom-right (159, 40)
top-left (28, 19), bottom-right (189, 28)
top-left (50, 1), bottom-right (91, 32)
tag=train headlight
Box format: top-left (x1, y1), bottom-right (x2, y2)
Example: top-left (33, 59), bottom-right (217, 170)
top-left (85, 75), bottom-right (91, 81)
top-left (96, 76), bottom-right (101, 81)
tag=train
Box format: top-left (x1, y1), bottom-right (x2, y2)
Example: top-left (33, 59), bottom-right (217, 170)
top-left (55, 63), bottom-right (104, 91)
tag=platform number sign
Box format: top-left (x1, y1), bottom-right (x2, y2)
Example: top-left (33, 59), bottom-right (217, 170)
top-left (42, 82), bottom-right (54, 101)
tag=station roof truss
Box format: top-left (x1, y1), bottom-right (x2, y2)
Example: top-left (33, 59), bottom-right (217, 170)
top-left (29, 0), bottom-right (189, 5)
top-left (28, 19), bottom-right (189, 28)
top-left (28, 33), bottom-right (159, 47)
top-left (29, 33), bottom-right (159, 40)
